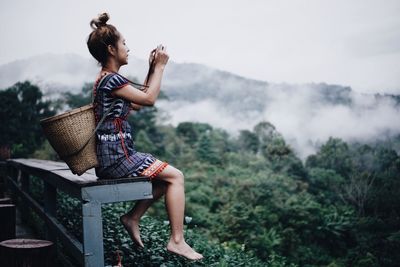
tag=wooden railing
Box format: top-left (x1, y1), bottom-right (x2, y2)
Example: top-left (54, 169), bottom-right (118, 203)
top-left (4, 158), bottom-right (153, 267)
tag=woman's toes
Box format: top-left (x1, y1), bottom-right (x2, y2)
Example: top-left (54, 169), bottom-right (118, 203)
top-left (120, 215), bottom-right (144, 248)
top-left (166, 240), bottom-right (203, 260)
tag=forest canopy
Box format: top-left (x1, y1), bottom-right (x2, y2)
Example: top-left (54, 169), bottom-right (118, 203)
top-left (1, 81), bottom-right (399, 267)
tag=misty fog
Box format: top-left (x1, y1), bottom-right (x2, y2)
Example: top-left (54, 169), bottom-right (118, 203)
top-left (1, 54), bottom-right (399, 159)
top-left (157, 82), bottom-right (400, 159)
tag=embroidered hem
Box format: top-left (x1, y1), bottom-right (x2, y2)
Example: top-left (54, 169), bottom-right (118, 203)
top-left (140, 160), bottom-right (169, 179)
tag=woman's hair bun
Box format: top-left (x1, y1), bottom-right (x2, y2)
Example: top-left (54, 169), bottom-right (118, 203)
top-left (90, 12), bottom-right (110, 30)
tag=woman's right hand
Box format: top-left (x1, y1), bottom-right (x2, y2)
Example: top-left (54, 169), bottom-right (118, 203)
top-left (153, 45), bottom-right (169, 67)
top-left (148, 49), bottom-right (156, 67)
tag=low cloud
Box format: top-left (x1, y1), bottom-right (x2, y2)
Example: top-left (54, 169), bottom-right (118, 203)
top-left (157, 84), bottom-right (400, 159)
top-left (157, 100), bottom-right (257, 132)
top-left (263, 85), bottom-right (400, 158)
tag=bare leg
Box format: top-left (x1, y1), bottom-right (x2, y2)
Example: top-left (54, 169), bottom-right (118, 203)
top-left (154, 165), bottom-right (203, 260)
top-left (120, 180), bottom-right (167, 247)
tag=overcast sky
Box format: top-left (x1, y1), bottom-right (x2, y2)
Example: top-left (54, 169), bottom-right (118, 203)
top-left (1, 0), bottom-right (399, 94)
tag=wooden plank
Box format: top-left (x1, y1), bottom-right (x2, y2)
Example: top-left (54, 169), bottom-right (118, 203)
top-left (10, 158), bottom-right (66, 171)
top-left (9, 164), bottom-right (82, 199)
top-left (7, 159), bottom-right (150, 188)
top-left (5, 175), bottom-right (84, 265)
top-left (49, 169), bottom-right (150, 186)
top-left (81, 181), bottom-right (153, 204)
top-left (82, 176), bottom-right (150, 187)
top-left (7, 159), bottom-right (95, 183)
top-left (8, 158), bottom-right (98, 183)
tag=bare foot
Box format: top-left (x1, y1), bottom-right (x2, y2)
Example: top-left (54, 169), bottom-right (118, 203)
top-left (120, 214), bottom-right (144, 248)
top-left (166, 239), bottom-right (203, 261)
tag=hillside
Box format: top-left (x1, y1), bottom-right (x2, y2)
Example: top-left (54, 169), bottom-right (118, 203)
top-left (1, 53), bottom-right (399, 158)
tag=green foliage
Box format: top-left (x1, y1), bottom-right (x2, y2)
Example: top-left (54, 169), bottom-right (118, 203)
top-left (104, 214), bottom-right (269, 266)
top-left (32, 140), bottom-right (59, 160)
top-left (53, 198), bottom-right (271, 266)
top-left (63, 82), bottom-right (93, 108)
top-left (196, 132), bottom-right (222, 165)
top-left (238, 130), bottom-right (259, 153)
top-left (305, 140), bottom-right (400, 266)
top-left (307, 167), bottom-right (345, 204)
top-left (0, 81), bottom-right (56, 156)
top-left (306, 137), bottom-right (353, 178)
top-left (176, 122), bottom-right (212, 146)
top-left (128, 106), bottom-right (166, 157)
top-left (15, 82), bottom-right (400, 267)
top-left (250, 122), bottom-right (307, 179)
top-left (135, 130), bottom-right (157, 155)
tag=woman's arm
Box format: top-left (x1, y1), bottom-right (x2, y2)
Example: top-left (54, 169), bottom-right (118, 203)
top-left (112, 46), bottom-right (169, 106)
top-left (128, 50), bottom-right (156, 110)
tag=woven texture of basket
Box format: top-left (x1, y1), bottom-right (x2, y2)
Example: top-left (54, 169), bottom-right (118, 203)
top-left (40, 104), bottom-right (98, 175)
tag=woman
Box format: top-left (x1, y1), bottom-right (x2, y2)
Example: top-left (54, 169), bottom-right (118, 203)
top-left (87, 13), bottom-right (203, 261)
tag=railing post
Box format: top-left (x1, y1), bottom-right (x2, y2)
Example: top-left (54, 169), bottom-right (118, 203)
top-left (0, 161), bottom-right (6, 198)
top-left (82, 198), bottom-right (104, 267)
top-left (5, 166), bottom-right (18, 201)
top-left (44, 182), bottom-right (58, 246)
top-left (19, 171), bottom-right (30, 223)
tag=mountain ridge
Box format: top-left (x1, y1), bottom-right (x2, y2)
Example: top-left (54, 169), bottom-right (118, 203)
top-left (1, 53), bottom-right (399, 158)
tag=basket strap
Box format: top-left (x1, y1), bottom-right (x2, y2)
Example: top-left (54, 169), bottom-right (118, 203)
top-left (62, 99), bottom-right (117, 159)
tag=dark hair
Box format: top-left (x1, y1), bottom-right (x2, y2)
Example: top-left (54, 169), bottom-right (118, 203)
top-left (87, 13), bottom-right (120, 66)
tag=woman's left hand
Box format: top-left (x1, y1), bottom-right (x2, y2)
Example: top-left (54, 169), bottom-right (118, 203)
top-left (130, 103), bottom-right (142, 111)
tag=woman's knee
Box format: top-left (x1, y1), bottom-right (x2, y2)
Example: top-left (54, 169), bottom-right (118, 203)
top-left (173, 168), bottom-right (185, 186)
top-left (155, 165), bottom-right (184, 185)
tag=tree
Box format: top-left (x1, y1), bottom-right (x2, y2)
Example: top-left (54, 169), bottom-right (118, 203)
top-left (253, 122), bottom-right (306, 178)
top-left (340, 172), bottom-right (375, 216)
top-left (238, 130), bottom-right (259, 153)
top-left (0, 81), bottom-right (56, 157)
top-left (63, 82), bottom-right (93, 108)
top-left (196, 132), bottom-right (221, 165)
top-left (305, 137), bottom-right (353, 178)
top-left (135, 130), bottom-right (157, 155)
top-left (128, 106), bottom-right (167, 156)
top-left (254, 121), bottom-right (282, 145)
top-left (176, 122), bottom-right (212, 146)
top-left (307, 167), bottom-right (345, 204)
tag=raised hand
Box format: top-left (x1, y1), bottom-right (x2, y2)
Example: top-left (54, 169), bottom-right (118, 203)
top-left (154, 44), bottom-right (169, 67)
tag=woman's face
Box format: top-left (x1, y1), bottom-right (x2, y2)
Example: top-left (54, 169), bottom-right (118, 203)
top-left (115, 34), bottom-right (130, 66)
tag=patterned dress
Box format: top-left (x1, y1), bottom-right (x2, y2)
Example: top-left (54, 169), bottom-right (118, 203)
top-left (93, 72), bottom-right (168, 179)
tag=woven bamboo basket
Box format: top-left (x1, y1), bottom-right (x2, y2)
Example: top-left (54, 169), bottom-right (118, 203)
top-left (40, 104), bottom-right (98, 175)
